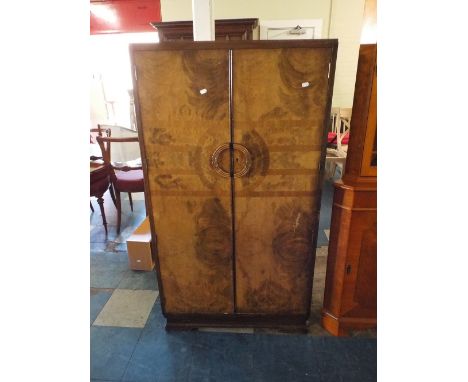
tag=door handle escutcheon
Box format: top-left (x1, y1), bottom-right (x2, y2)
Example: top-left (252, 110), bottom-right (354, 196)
top-left (211, 143), bottom-right (252, 178)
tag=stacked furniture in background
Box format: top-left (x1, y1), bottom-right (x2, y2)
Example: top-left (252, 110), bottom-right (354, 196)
top-left (151, 18), bottom-right (258, 41)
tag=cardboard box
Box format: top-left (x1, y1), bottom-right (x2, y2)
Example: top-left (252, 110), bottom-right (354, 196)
top-left (127, 217), bottom-right (154, 271)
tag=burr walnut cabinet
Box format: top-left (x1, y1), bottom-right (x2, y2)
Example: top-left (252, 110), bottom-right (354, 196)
top-left (130, 40), bottom-right (338, 329)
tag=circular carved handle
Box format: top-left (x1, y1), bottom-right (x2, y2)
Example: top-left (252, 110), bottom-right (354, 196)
top-left (211, 143), bottom-right (252, 178)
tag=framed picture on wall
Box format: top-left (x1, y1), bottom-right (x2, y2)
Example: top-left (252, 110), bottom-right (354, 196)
top-left (259, 19), bottom-right (323, 40)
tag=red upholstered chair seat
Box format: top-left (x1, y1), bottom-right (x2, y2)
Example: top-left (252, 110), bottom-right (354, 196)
top-left (96, 131), bottom-right (145, 234)
top-left (327, 132), bottom-right (350, 145)
top-left (113, 169), bottom-right (144, 193)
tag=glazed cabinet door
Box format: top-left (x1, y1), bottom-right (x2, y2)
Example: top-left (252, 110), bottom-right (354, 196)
top-left (231, 47), bottom-right (335, 314)
top-left (132, 49), bottom-right (234, 315)
top-left (360, 66), bottom-right (377, 176)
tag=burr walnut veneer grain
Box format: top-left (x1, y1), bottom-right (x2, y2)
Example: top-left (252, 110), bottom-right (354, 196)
top-left (131, 40), bottom-right (338, 330)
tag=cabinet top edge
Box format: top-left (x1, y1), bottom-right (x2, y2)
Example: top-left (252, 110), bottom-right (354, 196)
top-left (129, 39), bottom-right (339, 52)
top-left (150, 18), bottom-right (259, 28)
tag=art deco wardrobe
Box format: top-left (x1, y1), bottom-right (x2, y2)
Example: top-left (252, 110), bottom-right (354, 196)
top-left (131, 40), bottom-right (338, 329)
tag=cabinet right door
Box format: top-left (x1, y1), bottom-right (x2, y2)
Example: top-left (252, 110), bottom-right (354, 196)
top-left (232, 47), bottom-right (335, 314)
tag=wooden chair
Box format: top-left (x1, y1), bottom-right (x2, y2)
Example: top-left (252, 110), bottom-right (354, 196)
top-left (325, 108), bottom-right (352, 180)
top-left (90, 163), bottom-right (111, 234)
top-left (90, 127), bottom-right (117, 201)
top-left (90, 127), bottom-right (116, 234)
top-left (90, 125), bottom-right (112, 161)
top-left (96, 133), bottom-right (145, 234)
top-left (95, 124), bottom-right (138, 210)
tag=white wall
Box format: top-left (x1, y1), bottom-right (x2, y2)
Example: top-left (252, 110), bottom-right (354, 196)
top-left (90, 73), bottom-right (108, 129)
top-left (328, 0), bottom-right (365, 107)
top-left (361, 0), bottom-right (377, 44)
top-left (160, 0), bottom-right (366, 108)
top-left (90, 32), bottom-right (159, 163)
top-left (90, 32), bottom-right (159, 130)
top-left (161, 0), bottom-right (332, 36)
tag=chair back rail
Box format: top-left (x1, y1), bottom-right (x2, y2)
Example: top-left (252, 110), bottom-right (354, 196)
top-left (95, 126), bottom-right (145, 234)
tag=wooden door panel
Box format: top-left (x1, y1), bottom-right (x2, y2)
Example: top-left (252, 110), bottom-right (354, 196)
top-left (341, 210), bottom-right (377, 317)
top-left (133, 49), bottom-right (234, 314)
top-left (232, 48), bottom-right (333, 313)
top-left (234, 196), bottom-right (318, 313)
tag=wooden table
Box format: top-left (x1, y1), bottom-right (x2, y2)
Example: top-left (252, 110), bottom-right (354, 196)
top-left (90, 160), bottom-right (111, 234)
top-left (90, 161), bottom-right (105, 173)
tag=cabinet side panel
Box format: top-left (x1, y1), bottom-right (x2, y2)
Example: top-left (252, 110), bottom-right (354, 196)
top-left (232, 47), bottom-right (333, 314)
top-left (133, 49), bottom-right (234, 314)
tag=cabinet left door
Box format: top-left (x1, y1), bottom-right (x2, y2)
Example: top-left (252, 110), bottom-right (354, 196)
top-left (132, 48), bottom-right (234, 315)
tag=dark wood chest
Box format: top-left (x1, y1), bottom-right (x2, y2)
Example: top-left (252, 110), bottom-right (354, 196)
top-left (151, 18), bottom-right (258, 41)
top-left (131, 40), bottom-right (338, 329)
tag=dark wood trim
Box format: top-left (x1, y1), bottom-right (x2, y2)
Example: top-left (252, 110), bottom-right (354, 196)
top-left (151, 18), bottom-right (259, 29)
top-left (130, 39), bottom-right (338, 53)
top-left (228, 49), bottom-right (238, 313)
top-left (166, 313), bottom-right (308, 332)
top-left (150, 18), bottom-right (259, 41)
top-left (97, 136), bottom-right (139, 144)
top-left (214, 18), bottom-right (258, 27)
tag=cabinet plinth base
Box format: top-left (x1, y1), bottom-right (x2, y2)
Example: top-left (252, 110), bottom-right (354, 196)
top-left (321, 310), bottom-right (376, 336)
top-left (165, 314), bottom-right (308, 332)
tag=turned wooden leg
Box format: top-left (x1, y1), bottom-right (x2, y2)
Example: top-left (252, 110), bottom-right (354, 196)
top-left (116, 190), bottom-right (122, 234)
top-left (90, 201), bottom-right (94, 213)
top-left (109, 184), bottom-right (117, 208)
top-left (96, 196), bottom-right (108, 235)
top-left (128, 192), bottom-right (133, 212)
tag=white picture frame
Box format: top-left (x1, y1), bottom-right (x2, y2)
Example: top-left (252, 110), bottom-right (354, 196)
top-left (259, 19), bottom-right (323, 40)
